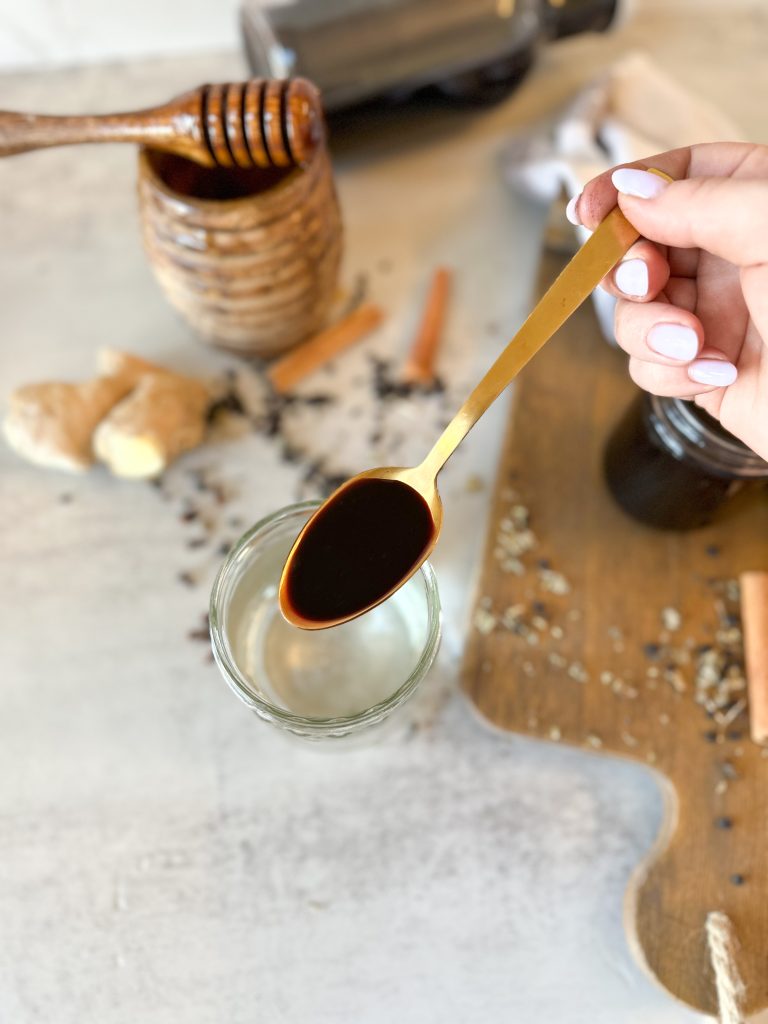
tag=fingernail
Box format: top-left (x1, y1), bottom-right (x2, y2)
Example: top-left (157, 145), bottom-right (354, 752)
top-left (565, 194), bottom-right (582, 226)
top-left (688, 359), bottom-right (738, 386)
top-left (647, 323), bottom-right (699, 361)
top-left (615, 259), bottom-right (648, 297)
top-left (612, 168), bottom-right (669, 199)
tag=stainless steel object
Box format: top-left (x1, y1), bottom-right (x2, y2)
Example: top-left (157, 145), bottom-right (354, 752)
top-left (241, 0), bottom-right (621, 111)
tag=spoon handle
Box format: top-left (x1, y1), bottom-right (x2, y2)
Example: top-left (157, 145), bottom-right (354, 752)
top-left (419, 171), bottom-right (672, 479)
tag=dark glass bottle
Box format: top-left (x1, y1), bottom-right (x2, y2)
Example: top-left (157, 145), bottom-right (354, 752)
top-left (603, 392), bottom-right (768, 531)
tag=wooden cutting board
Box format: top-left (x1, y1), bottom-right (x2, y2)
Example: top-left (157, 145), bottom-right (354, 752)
top-left (461, 250), bottom-right (768, 1017)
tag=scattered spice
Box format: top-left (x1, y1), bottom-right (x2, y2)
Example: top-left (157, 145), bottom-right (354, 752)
top-left (401, 266), bottom-right (452, 388)
top-left (661, 607), bottom-right (682, 632)
top-left (474, 608), bottom-right (497, 636)
top-left (539, 568), bottom-right (570, 595)
top-left (567, 661), bottom-right (588, 683)
top-left (205, 389), bottom-right (246, 423)
top-left (371, 356), bottom-right (444, 400)
top-left (471, 487), bottom-right (757, 793)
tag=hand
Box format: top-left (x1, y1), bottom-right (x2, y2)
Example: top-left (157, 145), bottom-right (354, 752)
top-left (568, 142), bottom-right (768, 462)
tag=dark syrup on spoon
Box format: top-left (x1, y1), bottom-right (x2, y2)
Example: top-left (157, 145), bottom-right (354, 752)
top-left (283, 478), bottom-right (436, 625)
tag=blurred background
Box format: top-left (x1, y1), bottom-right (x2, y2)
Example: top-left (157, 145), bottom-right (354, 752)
top-left (0, 0), bottom-right (628, 70)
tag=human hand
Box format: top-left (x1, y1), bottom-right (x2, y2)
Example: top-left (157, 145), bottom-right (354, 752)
top-left (567, 142), bottom-right (768, 462)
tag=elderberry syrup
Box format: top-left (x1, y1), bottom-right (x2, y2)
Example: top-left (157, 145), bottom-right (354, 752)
top-left (603, 392), bottom-right (768, 531)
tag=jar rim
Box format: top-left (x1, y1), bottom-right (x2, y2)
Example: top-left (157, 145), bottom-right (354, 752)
top-left (138, 146), bottom-right (303, 209)
top-left (209, 501), bottom-right (442, 733)
top-left (649, 395), bottom-right (768, 478)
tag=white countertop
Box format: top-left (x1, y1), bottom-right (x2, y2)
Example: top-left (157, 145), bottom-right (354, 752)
top-left (2, 9), bottom-right (767, 1023)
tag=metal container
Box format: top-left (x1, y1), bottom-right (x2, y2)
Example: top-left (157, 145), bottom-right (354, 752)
top-left (241, 0), bottom-right (621, 110)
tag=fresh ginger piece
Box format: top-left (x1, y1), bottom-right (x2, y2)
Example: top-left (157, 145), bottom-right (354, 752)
top-left (97, 348), bottom-right (168, 384)
top-left (93, 373), bottom-right (210, 479)
top-left (3, 376), bottom-right (134, 472)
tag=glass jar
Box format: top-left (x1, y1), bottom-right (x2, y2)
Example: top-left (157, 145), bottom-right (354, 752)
top-left (209, 502), bottom-right (441, 740)
top-left (603, 391), bottom-right (768, 530)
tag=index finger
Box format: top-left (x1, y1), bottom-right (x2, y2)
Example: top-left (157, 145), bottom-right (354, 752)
top-left (574, 148), bottom-right (693, 229)
top-left (573, 142), bottom-right (760, 229)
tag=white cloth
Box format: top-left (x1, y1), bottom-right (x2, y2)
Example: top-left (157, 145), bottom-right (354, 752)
top-left (502, 51), bottom-right (744, 342)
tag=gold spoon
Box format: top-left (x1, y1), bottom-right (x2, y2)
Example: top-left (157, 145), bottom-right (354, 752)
top-left (280, 171), bottom-right (671, 630)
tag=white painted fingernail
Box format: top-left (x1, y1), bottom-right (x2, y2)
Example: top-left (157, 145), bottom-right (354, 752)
top-left (614, 259), bottom-right (648, 297)
top-left (647, 323), bottom-right (699, 361)
top-left (565, 194), bottom-right (582, 226)
top-left (611, 168), bottom-right (669, 199)
top-left (688, 360), bottom-right (738, 386)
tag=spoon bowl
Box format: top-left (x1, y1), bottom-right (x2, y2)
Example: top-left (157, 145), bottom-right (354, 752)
top-left (279, 466), bottom-right (443, 630)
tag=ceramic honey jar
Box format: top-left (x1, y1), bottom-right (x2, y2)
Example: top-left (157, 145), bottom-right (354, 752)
top-left (136, 144), bottom-right (342, 357)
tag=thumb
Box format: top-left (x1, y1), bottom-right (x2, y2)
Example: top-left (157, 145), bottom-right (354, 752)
top-left (611, 167), bottom-right (768, 268)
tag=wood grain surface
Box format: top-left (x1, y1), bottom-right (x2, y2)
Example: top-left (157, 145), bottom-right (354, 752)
top-left (461, 251), bottom-right (768, 1016)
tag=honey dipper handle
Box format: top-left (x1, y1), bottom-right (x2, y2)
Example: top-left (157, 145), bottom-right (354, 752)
top-left (0, 95), bottom-right (208, 164)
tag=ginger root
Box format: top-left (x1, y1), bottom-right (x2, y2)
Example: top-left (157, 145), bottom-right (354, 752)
top-left (4, 349), bottom-right (211, 478)
top-left (3, 376), bottom-right (134, 472)
top-left (93, 371), bottom-right (210, 479)
top-left (98, 348), bottom-right (168, 384)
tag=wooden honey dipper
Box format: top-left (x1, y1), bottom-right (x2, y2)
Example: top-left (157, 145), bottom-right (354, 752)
top-left (0, 77), bottom-right (324, 169)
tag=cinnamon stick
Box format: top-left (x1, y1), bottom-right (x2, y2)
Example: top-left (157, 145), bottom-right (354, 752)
top-left (739, 570), bottom-right (768, 744)
top-left (268, 302), bottom-right (384, 394)
top-left (402, 267), bottom-right (451, 386)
